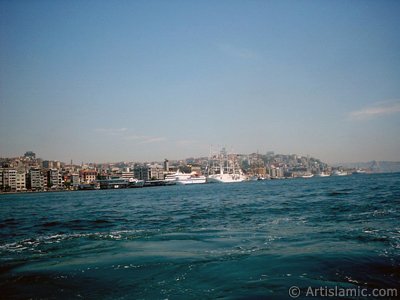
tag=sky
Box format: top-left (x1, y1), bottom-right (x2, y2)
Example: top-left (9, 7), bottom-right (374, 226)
top-left (1, 0), bottom-right (400, 164)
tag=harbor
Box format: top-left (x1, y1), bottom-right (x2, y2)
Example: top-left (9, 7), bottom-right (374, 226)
top-left (0, 149), bottom-right (384, 194)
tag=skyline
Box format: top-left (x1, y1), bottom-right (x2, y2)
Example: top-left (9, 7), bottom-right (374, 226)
top-left (1, 1), bottom-right (400, 164)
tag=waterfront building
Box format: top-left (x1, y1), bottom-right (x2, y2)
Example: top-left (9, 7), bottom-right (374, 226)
top-left (121, 171), bottom-right (134, 180)
top-left (42, 172), bottom-right (48, 190)
top-left (134, 166), bottom-right (147, 181)
top-left (16, 172), bottom-right (26, 191)
top-left (253, 167), bottom-right (267, 177)
top-left (71, 173), bottom-right (80, 188)
top-left (269, 166), bottom-right (284, 179)
top-left (134, 164), bottom-right (164, 181)
top-left (47, 169), bottom-right (63, 189)
top-left (80, 170), bottom-right (97, 183)
top-left (2, 168), bottom-right (17, 191)
top-left (28, 168), bottom-right (44, 191)
top-left (0, 168), bottom-right (3, 190)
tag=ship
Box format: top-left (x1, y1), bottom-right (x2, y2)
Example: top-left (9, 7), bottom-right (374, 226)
top-left (207, 147), bottom-right (247, 183)
top-left (165, 170), bottom-right (206, 185)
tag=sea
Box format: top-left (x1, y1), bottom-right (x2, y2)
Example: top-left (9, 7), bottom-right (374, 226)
top-left (0, 173), bottom-right (399, 299)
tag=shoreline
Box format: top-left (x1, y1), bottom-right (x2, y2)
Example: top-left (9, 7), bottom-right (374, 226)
top-left (1, 172), bottom-right (397, 197)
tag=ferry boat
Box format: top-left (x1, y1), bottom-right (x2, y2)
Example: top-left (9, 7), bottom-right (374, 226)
top-left (177, 175), bottom-right (207, 185)
top-left (207, 147), bottom-right (246, 183)
top-left (97, 178), bottom-right (144, 189)
top-left (165, 170), bottom-right (206, 185)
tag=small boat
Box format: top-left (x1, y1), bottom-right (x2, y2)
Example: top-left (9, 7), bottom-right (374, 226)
top-left (316, 172), bottom-right (330, 177)
top-left (301, 173), bottom-right (314, 178)
top-left (332, 170), bottom-right (348, 176)
top-left (353, 169), bottom-right (367, 174)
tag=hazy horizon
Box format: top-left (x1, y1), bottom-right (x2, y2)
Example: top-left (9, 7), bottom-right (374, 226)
top-left (1, 1), bottom-right (399, 164)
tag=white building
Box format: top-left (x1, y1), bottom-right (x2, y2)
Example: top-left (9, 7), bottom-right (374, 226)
top-left (2, 169), bottom-right (17, 191)
top-left (48, 169), bottom-right (63, 189)
top-left (29, 168), bottom-right (44, 191)
top-left (16, 172), bottom-right (26, 191)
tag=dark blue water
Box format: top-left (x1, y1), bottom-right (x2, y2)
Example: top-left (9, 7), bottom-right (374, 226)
top-left (1, 173), bottom-right (399, 299)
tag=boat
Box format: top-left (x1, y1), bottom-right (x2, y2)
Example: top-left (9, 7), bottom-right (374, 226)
top-left (316, 172), bottom-right (330, 177)
top-left (97, 178), bottom-right (144, 189)
top-left (127, 178), bottom-right (145, 188)
top-left (78, 183), bottom-right (100, 190)
top-left (144, 180), bottom-right (176, 187)
top-left (177, 175), bottom-right (207, 185)
top-left (207, 173), bottom-right (246, 183)
top-left (301, 173), bottom-right (314, 178)
top-left (249, 175), bottom-right (259, 181)
top-left (353, 169), bottom-right (367, 174)
top-left (207, 148), bottom-right (247, 183)
top-left (165, 170), bottom-right (206, 185)
top-left (332, 170), bottom-right (348, 176)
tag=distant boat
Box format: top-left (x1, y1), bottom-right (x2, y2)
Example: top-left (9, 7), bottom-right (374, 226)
top-left (316, 172), bottom-right (330, 177)
top-left (207, 148), bottom-right (246, 183)
top-left (353, 169), bottom-right (367, 174)
top-left (301, 173), bottom-right (314, 178)
top-left (332, 170), bottom-right (348, 176)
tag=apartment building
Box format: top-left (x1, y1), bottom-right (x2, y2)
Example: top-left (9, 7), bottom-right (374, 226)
top-left (134, 164), bottom-right (164, 181)
top-left (28, 168), bottom-right (44, 191)
top-left (80, 170), bottom-right (97, 183)
top-left (2, 168), bottom-right (17, 191)
top-left (48, 169), bottom-right (63, 189)
top-left (16, 172), bottom-right (26, 191)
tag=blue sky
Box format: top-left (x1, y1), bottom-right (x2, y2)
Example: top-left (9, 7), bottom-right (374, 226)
top-left (1, 0), bottom-right (399, 163)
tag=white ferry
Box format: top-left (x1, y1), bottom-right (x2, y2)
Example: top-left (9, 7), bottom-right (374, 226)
top-left (165, 170), bottom-right (206, 185)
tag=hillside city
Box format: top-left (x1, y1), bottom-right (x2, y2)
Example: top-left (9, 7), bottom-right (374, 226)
top-left (0, 150), bottom-right (388, 193)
